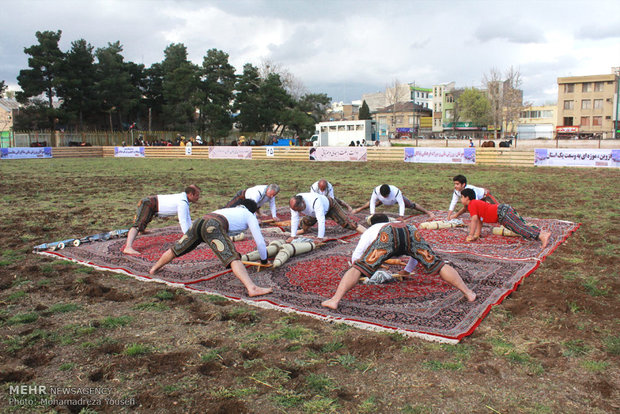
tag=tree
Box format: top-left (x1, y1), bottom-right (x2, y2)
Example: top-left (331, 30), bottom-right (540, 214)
top-left (143, 63), bottom-right (165, 131)
top-left (199, 49), bottom-right (236, 138)
top-left (384, 78), bottom-right (407, 136)
top-left (257, 73), bottom-right (293, 133)
top-left (17, 30), bottom-right (64, 129)
top-left (161, 43), bottom-right (200, 131)
top-left (284, 93), bottom-right (331, 138)
top-left (358, 100), bottom-right (371, 120)
top-left (0, 80), bottom-right (6, 97)
top-left (484, 66), bottom-right (524, 139)
top-left (259, 59), bottom-right (306, 100)
top-left (56, 39), bottom-right (98, 131)
top-left (233, 64), bottom-right (262, 132)
top-left (95, 41), bottom-right (142, 131)
top-left (458, 88), bottom-right (491, 127)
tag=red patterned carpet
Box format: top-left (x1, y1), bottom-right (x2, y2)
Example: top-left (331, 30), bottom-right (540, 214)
top-left (35, 210), bottom-right (579, 343)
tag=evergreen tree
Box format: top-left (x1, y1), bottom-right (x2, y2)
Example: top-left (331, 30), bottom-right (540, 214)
top-left (95, 41), bottom-right (142, 131)
top-left (199, 49), bottom-right (236, 138)
top-left (258, 73), bottom-right (292, 132)
top-left (359, 100), bottom-right (371, 120)
top-left (17, 30), bottom-right (64, 109)
top-left (143, 63), bottom-right (165, 130)
top-left (56, 39), bottom-right (98, 131)
top-left (17, 30), bottom-right (64, 129)
top-left (233, 64), bottom-right (262, 132)
top-left (0, 80), bottom-right (6, 96)
top-left (161, 43), bottom-right (199, 131)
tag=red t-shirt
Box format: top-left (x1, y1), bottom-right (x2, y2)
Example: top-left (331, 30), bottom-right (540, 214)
top-left (467, 200), bottom-right (498, 223)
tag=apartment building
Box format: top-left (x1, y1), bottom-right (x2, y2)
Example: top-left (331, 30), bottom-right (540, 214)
top-left (431, 82), bottom-right (454, 133)
top-left (372, 101), bottom-right (432, 140)
top-left (556, 70), bottom-right (619, 139)
top-left (517, 104), bottom-right (557, 139)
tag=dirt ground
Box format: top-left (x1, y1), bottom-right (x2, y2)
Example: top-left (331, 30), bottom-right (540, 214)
top-left (0, 159), bottom-right (618, 413)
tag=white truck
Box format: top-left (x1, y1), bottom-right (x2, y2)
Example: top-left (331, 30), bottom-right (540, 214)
top-left (310, 120), bottom-right (377, 147)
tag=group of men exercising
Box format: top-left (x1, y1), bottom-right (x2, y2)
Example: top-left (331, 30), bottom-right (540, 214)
top-left (123, 175), bottom-right (550, 310)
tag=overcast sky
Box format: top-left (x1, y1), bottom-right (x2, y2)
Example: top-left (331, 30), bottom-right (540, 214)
top-left (2, 0), bottom-right (619, 105)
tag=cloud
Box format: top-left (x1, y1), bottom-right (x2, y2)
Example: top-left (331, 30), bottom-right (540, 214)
top-left (474, 22), bottom-right (543, 44)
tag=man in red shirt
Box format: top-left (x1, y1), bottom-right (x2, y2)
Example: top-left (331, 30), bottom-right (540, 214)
top-left (460, 189), bottom-right (550, 249)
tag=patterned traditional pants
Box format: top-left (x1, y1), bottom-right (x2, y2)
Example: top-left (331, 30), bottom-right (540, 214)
top-left (224, 190), bottom-right (246, 208)
top-left (353, 222), bottom-right (444, 277)
top-left (497, 204), bottom-right (540, 240)
top-left (132, 196), bottom-right (158, 232)
top-left (171, 213), bottom-right (240, 268)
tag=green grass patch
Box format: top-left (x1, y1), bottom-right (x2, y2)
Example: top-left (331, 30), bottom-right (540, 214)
top-left (201, 348), bottom-right (225, 362)
top-left (272, 391), bottom-right (306, 408)
top-left (210, 386), bottom-right (257, 399)
top-left (581, 276), bottom-right (610, 297)
top-left (603, 334), bottom-right (620, 355)
top-left (358, 396), bottom-right (378, 413)
top-left (562, 339), bottom-right (590, 357)
top-left (321, 341), bottom-right (344, 353)
top-left (124, 343), bottom-right (152, 356)
top-left (305, 373), bottom-right (338, 395)
top-left (100, 315), bottom-right (132, 328)
top-left (7, 312), bottom-right (39, 325)
top-left (154, 290), bottom-right (175, 300)
top-left (7, 291), bottom-right (27, 301)
top-left (581, 360), bottom-right (609, 373)
top-left (132, 302), bottom-right (170, 311)
top-left (422, 360), bottom-right (464, 371)
top-left (302, 396), bottom-right (339, 413)
top-left (48, 303), bottom-right (81, 314)
top-left (59, 363), bottom-right (75, 371)
top-left (204, 294), bottom-right (228, 304)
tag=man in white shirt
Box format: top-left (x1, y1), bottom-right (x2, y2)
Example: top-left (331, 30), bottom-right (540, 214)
top-left (287, 193), bottom-right (365, 241)
top-left (321, 214), bottom-right (476, 310)
top-left (225, 184), bottom-right (280, 220)
top-left (123, 185), bottom-right (201, 255)
top-left (446, 175), bottom-right (496, 220)
top-left (149, 199), bottom-right (272, 297)
top-left (353, 184), bottom-right (436, 220)
top-left (310, 179), bottom-right (353, 212)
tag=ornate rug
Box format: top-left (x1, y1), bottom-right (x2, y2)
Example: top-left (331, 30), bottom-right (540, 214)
top-left (34, 209), bottom-right (579, 343)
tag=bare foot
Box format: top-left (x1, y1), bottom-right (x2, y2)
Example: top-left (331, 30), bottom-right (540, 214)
top-left (123, 247), bottom-right (141, 255)
top-left (247, 286), bottom-right (273, 297)
top-left (539, 231), bottom-right (551, 249)
top-left (321, 298), bottom-right (339, 310)
top-left (149, 266), bottom-right (159, 276)
top-left (464, 290), bottom-right (477, 302)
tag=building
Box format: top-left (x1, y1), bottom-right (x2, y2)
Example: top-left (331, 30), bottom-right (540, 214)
top-left (410, 85), bottom-right (433, 109)
top-left (431, 82), bottom-right (454, 133)
top-left (372, 101), bottom-right (432, 140)
top-left (0, 98), bottom-right (20, 148)
top-left (556, 69), bottom-right (619, 139)
top-left (517, 104), bottom-right (557, 139)
top-left (326, 101), bottom-right (360, 121)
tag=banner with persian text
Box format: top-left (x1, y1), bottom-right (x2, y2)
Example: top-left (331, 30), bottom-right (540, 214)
top-left (0, 147), bottom-right (52, 159)
top-left (312, 147), bottom-right (367, 162)
top-left (534, 149), bottom-right (620, 168)
top-left (114, 146), bottom-right (145, 157)
top-left (208, 146), bottom-right (252, 159)
top-left (404, 147), bottom-right (476, 164)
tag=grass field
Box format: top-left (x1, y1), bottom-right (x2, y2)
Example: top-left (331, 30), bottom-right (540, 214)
top-left (0, 158), bottom-right (618, 413)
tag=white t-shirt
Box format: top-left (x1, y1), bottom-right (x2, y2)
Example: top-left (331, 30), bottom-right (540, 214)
top-left (157, 192), bottom-right (192, 233)
top-left (370, 185), bottom-right (405, 216)
top-left (245, 185), bottom-right (277, 218)
top-left (449, 184), bottom-right (486, 212)
top-left (310, 181), bottom-right (334, 198)
top-left (213, 206), bottom-right (267, 260)
top-left (289, 193), bottom-right (330, 238)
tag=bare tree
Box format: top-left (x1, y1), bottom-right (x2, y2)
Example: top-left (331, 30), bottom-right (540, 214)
top-left (384, 78), bottom-right (408, 137)
top-left (483, 68), bottom-right (503, 140)
top-left (483, 66), bottom-right (525, 139)
top-left (503, 66), bottom-right (525, 138)
top-left (259, 59), bottom-right (307, 100)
